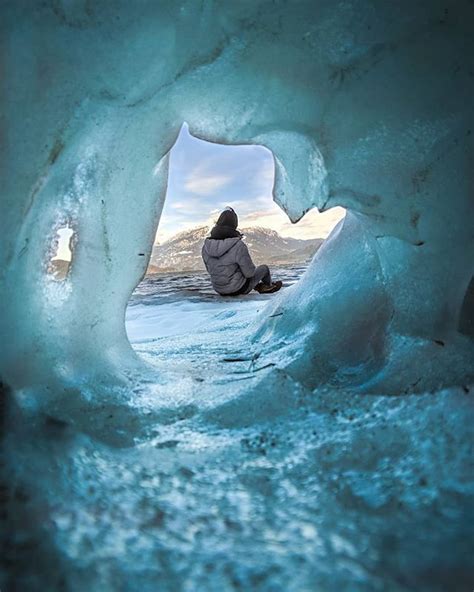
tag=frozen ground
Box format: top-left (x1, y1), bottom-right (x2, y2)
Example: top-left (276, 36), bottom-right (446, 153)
top-left (2, 267), bottom-right (473, 591)
top-left (126, 265), bottom-right (304, 340)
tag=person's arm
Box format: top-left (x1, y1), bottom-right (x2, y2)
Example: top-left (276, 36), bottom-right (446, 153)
top-left (201, 245), bottom-right (210, 272)
top-left (237, 241), bottom-right (256, 278)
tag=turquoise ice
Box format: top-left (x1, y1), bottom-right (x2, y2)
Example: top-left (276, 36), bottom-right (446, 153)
top-left (0, 1), bottom-right (473, 590)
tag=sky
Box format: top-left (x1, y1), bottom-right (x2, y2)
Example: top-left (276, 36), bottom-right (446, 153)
top-left (156, 124), bottom-right (345, 243)
top-left (53, 124), bottom-right (345, 260)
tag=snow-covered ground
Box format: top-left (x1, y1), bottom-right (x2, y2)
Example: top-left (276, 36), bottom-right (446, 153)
top-left (126, 265), bottom-right (304, 341)
top-left (128, 269), bottom-right (474, 591)
top-left (3, 267), bottom-right (473, 591)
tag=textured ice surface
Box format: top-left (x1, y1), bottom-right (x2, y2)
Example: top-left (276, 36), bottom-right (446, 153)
top-left (1, 0), bottom-right (473, 589)
top-left (2, 272), bottom-right (473, 590)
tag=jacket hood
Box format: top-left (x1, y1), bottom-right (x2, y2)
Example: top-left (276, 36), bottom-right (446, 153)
top-left (216, 208), bottom-right (238, 229)
top-left (203, 237), bottom-right (241, 258)
top-left (210, 224), bottom-right (242, 240)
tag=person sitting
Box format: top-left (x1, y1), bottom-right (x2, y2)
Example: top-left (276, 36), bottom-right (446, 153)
top-left (201, 206), bottom-right (282, 296)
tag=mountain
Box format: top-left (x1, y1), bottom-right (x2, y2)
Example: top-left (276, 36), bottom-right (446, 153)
top-left (48, 258), bottom-right (71, 280)
top-left (148, 226), bottom-right (323, 273)
top-left (48, 227), bottom-right (323, 279)
top-left (150, 226), bottom-right (210, 273)
top-left (269, 240), bottom-right (323, 265)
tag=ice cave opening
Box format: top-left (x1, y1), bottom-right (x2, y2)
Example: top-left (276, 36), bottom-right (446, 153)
top-left (125, 123), bottom-right (346, 352)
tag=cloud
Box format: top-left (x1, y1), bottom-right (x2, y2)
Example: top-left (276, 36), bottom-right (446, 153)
top-left (260, 160), bottom-right (275, 183)
top-left (183, 168), bottom-right (233, 195)
top-left (239, 205), bottom-right (346, 239)
top-left (156, 124), bottom-right (345, 244)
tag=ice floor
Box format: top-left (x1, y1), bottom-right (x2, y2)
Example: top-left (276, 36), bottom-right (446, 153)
top-left (2, 268), bottom-right (473, 591)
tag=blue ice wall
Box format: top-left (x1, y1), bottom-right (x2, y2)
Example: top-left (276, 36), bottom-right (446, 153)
top-left (0, 0), bottom-right (473, 393)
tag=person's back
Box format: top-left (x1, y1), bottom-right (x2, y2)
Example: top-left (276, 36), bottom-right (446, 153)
top-left (202, 235), bottom-right (255, 295)
top-left (202, 207), bottom-right (282, 296)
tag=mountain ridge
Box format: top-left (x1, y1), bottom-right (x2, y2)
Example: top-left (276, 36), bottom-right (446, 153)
top-left (49, 226), bottom-right (323, 278)
top-left (149, 226), bottom-right (323, 273)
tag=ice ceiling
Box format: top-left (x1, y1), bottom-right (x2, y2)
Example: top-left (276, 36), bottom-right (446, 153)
top-left (1, 1), bottom-right (473, 394)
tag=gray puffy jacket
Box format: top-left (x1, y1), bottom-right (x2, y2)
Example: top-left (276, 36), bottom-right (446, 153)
top-left (202, 237), bottom-right (256, 295)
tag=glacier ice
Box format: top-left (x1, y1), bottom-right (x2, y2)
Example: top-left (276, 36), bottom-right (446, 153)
top-left (1, 0), bottom-right (472, 395)
top-left (1, 0), bottom-right (473, 590)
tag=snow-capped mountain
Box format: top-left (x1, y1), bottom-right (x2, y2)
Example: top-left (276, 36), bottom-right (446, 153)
top-left (148, 226), bottom-right (323, 273)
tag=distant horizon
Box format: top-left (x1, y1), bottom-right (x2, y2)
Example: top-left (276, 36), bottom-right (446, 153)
top-left (154, 221), bottom-right (335, 246)
top-left (53, 123), bottom-right (345, 260)
top-left (155, 124), bottom-right (345, 244)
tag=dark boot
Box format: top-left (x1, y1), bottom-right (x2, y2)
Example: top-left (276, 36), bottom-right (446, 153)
top-left (255, 280), bottom-right (282, 294)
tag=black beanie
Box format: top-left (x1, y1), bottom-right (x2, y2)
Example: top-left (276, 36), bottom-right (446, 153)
top-left (216, 207), bottom-right (238, 229)
top-left (210, 207), bottom-right (241, 239)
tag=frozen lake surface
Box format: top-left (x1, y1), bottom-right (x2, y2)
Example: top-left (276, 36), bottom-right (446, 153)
top-left (126, 264), bottom-right (306, 341)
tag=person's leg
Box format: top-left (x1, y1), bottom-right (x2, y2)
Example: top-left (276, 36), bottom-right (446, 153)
top-left (255, 264), bottom-right (272, 286)
top-left (244, 264), bottom-right (272, 293)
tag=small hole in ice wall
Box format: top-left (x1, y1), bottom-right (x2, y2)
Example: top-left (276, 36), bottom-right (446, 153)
top-left (47, 223), bottom-right (76, 281)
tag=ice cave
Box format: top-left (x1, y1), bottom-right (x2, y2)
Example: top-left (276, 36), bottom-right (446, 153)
top-left (1, 1), bottom-right (473, 590)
